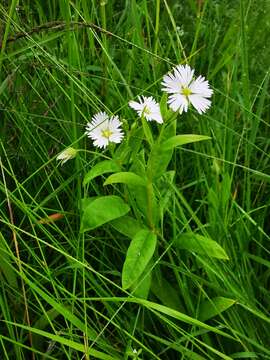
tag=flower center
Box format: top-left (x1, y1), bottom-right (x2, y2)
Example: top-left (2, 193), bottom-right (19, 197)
top-left (181, 87), bottom-right (192, 97)
top-left (143, 106), bottom-right (151, 115)
top-left (102, 128), bottom-right (113, 139)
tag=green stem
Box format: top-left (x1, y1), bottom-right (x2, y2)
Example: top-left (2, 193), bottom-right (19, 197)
top-left (147, 180), bottom-right (154, 230)
top-left (100, 0), bottom-right (108, 97)
top-left (141, 116), bottom-right (154, 146)
top-left (0, 0), bottom-right (19, 72)
top-left (154, 0), bottom-right (160, 55)
top-left (158, 114), bottom-right (177, 145)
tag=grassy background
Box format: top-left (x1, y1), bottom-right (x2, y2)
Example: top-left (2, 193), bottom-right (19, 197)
top-left (1, 0), bottom-right (270, 359)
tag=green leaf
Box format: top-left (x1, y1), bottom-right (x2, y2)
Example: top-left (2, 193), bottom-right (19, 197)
top-left (175, 233), bottom-right (229, 260)
top-left (221, 172), bottom-right (232, 209)
top-left (158, 171), bottom-right (175, 212)
top-left (95, 297), bottom-right (235, 341)
top-left (161, 118), bottom-right (177, 141)
top-left (146, 120), bottom-right (176, 180)
top-left (250, 169), bottom-right (270, 183)
top-left (130, 150), bottom-right (146, 177)
top-left (130, 299), bottom-right (234, 340)
top-left (110, 216), bottom-right (144, 238)
top-left (104, 172), bottom-right (147, 187)
top-left (80, 196), bottom-right (130, 232)
top-left (113, 142), bottom-right (131, 163)
top-left (152, 269), bottom-right (184, 312)
top-left (32, 308), bottom-right (59, 348)
top-left (128, 184), bottom-right (157, 225)
top-left (20, 274), bottom-right (100, 342)
top-left (247, 253), bottom-right (270, 268)
top-left (161, 134), bottom-right (211, 151)
top-left (33, 308), bottom-right (59, 330)
top-left (147, 143), bottom-right (173, 181)
top-left (159, 92), bottom-right (168, 119)
top-left (122, 229), bottom-right (157, 289)
top-left (128, 126), bottom-right (143, 155)
top-left (81, 196), bottom-right (99, 211)
top-left (83, 160), bottom-right (121, 185)
top-left (6, 322), bottom-right (120, 360)
top-left (230, 352), bottom-right (259, 358)
top-left (131, 261), bottom-right (152, 299)
top-left (198, 297), bottom-right (236, 321)
top-left (0, 232), bottom-right (18, 289)
top-left (0, 71), bottom-right (16, 96)
top-left (141, 117), bottom-right (154, 145)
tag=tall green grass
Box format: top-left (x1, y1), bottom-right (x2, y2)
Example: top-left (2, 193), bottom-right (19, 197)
top-left (1, 0), bottom-right (270, 359)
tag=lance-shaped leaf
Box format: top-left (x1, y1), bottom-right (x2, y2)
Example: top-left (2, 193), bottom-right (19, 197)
top-left (161, 134), bottom-right (211, 151)
top-left (146, 120), bottom-right (176, 181)
top-left (131, 261), bottom-right (153, 300)
top-left (104, 172), bottom-right (147, 187)
top-left (122, 229), bottom-right (157, 289)
top-left (198, 297), bottom-right (236, 321)
top-left (80, 195), bottom-right (130, 232)
top-left (110, 216), bottom-right (144, 238)
top-left (83, 160), bottom-right (121, 185)
top-left (175, 233), bottom-right (229, 260)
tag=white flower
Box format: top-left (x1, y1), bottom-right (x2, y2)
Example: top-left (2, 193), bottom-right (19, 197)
top-left (85, 112), bottom-right (124, 149)
top-left (129, 96), bottom-right (163, 124)
top-left (56, 147), bottom-right (77, 165)
top-left (162, 64), bottom-right (213, 114)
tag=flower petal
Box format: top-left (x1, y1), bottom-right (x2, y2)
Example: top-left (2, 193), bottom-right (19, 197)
top-left (168, 94), bottom-right (189, 113)
top-left (188, 94), bottom-right (211, 114)
top-left (129, 100), bottom-right (143, 111)
top-left (175, 64), bottom-right (194, 87)
top-left (189, 76), bottom-right (213, 98)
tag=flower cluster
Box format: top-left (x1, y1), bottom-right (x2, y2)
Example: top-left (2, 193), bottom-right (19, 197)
top-left (57, 64), bottom-right (213, 161)
top-left (85, 65), bottom-right (212, 149)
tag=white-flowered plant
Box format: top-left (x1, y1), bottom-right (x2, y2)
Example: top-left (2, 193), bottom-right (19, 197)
top-left (129, 96), bottom-right (163, 124)
top-left (85, 111), bottom-right (124, 149)
top-left (77, 63), bottom-right (218, 301)
top-left (162, 64), bottom-right (213, 114)
top-left (56, 147), bottom-right (77, 165)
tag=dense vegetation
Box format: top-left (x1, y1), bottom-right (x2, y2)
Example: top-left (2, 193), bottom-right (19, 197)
top-left (1, 1), bottom-right (270, 359)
